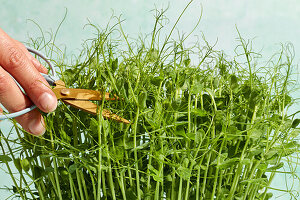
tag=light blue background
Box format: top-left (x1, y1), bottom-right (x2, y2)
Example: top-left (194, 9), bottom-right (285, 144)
top-left (0, 0), bottom-right (299, 199)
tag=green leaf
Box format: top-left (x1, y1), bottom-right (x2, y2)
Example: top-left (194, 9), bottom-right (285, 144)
top-left (130, 142), bottom-right (150, 152)
top-left (191, 108), bottom-right (207, 117)
top-left (58, 167), bottom-right (69, 177)
top-left (166, 174), bottom-right (172, 182)
top-left (60, 129), bottom-right (71, 143)
top-left (64, 112), bottom-right (73, 123)
top-left (211, 153), bottom-right (228, 165)
top-left (234, 195), bottom-right (244, 200)
top-left (230, 75), bottom-right (238, 86)
top-left (240, 158), bottom-right (251, 165)
top-left (89, 118), bottom-right (98, 134)
top-left (290, 129), bottom-right (300, 137)
top-left (292, 119), bottom-right (300, 128)
top-left (177, 165), bottom-right (191, 180)
top-left (148, 48), bottom-right (159, 61)
top-left (14, 158), bottom-right (22, 171)
top-left (125, 140), bottom-right (134, 150)
top-left (0, 155), bottom-right (12, 163)
top-left (186, 132), bottom-right (195, 140)
top-left (126, 187), bottom-right (137, 200)
top-left (249, 128), bottom-right (263, 140)
top-left (215, 110), bottom-right (226, 122)
top-left (33, 166), bottom-right (44, 179)
top-left (219, 158), bottom-right (240, 169)
top-left (264, 149), bottom-right (278, 160)
top-left (281, 148), bottom-right (297, 157)
top-left (148, 164), bottom-right (162, 182)
top-left (281, 141), bottom-right (298, 149)
top-left (283, 94), bottom-right (292, 107)
top-left (176, 73), bottom-right (186, 88)
top-left (175, 129), bottom-right (186, 137)
top-left (45, 167), bottom-right (54, 174)
top-left (263, 193), bottom-right (273, 200)
top-left (151, 76), bottom-right (163, 86)
top-left (69, 163), bottom-right (80, 174)
top-left (12, 186), bottom-right (17, 193)
top-left (191, 83), bottom-right (203, 94)
top-left (138, 90), bottom-right (147, 109)
top-left (279, 119), bottom-right (293, 131)
top-left (266, 162), bottom-right (284, 172)
top-left (249, 147), bottom-right (264, 156)
top-left (183, 58), bottom-right (190, 67)
top-left (183, 158), bottom-right (189, 168)
top-left (89, 77), bottom-right (96, 88)
top-left (111, 58), bottom-right (118, 72)
top-left (21, 158), bottom-right (30, 172)
top-left (112, 146), bottom-right (125, 161)
top-left (257, 163), bottom-right (268, 171)
top-left (195, 129), bottom-right (205, 144)
top-left (194, 164), bottom-right (207, 170)
top-left (240, 177), bottom-right (268, 185)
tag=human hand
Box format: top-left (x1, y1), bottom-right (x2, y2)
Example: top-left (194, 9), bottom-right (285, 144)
top-left (0, 28), bottom-right (57, 136)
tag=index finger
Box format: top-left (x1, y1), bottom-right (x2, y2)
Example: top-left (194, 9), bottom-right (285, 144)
top-left (0, 28), bottom-right (57, 113)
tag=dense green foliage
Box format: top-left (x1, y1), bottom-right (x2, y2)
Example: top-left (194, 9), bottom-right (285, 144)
top-left (0, 7), bottom-right (299, 200)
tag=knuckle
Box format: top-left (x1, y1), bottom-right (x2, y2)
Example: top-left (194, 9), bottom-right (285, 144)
top-left (8, 46), bottom-right (25, 69)
top-left (16, 41), bottom-right (26, 50)
top-left (27, 77), bottom-right (47, 93)
top-left (28, 78), bottom-right (40, 91)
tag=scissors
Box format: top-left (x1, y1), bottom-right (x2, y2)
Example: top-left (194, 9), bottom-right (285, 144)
top-left (0, 47), bottom-right (130, 124)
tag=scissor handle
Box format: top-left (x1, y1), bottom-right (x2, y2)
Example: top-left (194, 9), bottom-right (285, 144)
top-left (0, 47), bottom-right (56, 120)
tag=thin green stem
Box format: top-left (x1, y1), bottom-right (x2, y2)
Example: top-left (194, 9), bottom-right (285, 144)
top-left (0, 136), bottom-right (26, 200)
top-left (49, 129), bottom-right (63, 200)
top-left (97, 109), bottom-right (103, 200)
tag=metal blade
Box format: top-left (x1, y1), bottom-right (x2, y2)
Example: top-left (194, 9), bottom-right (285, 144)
top-left (53, 88), bottom-right (118, 101)
top-left (62, 100), bottom-right (130, 124)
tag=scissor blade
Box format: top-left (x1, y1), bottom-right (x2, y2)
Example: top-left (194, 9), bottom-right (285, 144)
top-left (62, 100), bottom-right (130, 124)
top-left (53, 88), bottom-right (118, 101)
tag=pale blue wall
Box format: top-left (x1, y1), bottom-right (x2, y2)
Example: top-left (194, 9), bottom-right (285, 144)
top-left (0, 0), bottom-right (299, 199)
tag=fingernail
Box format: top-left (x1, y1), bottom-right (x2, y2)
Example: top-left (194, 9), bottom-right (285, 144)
top-left (28, 116), bottom-right (46, 136)
top-left (38, 92), bottom-right (57, 112)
